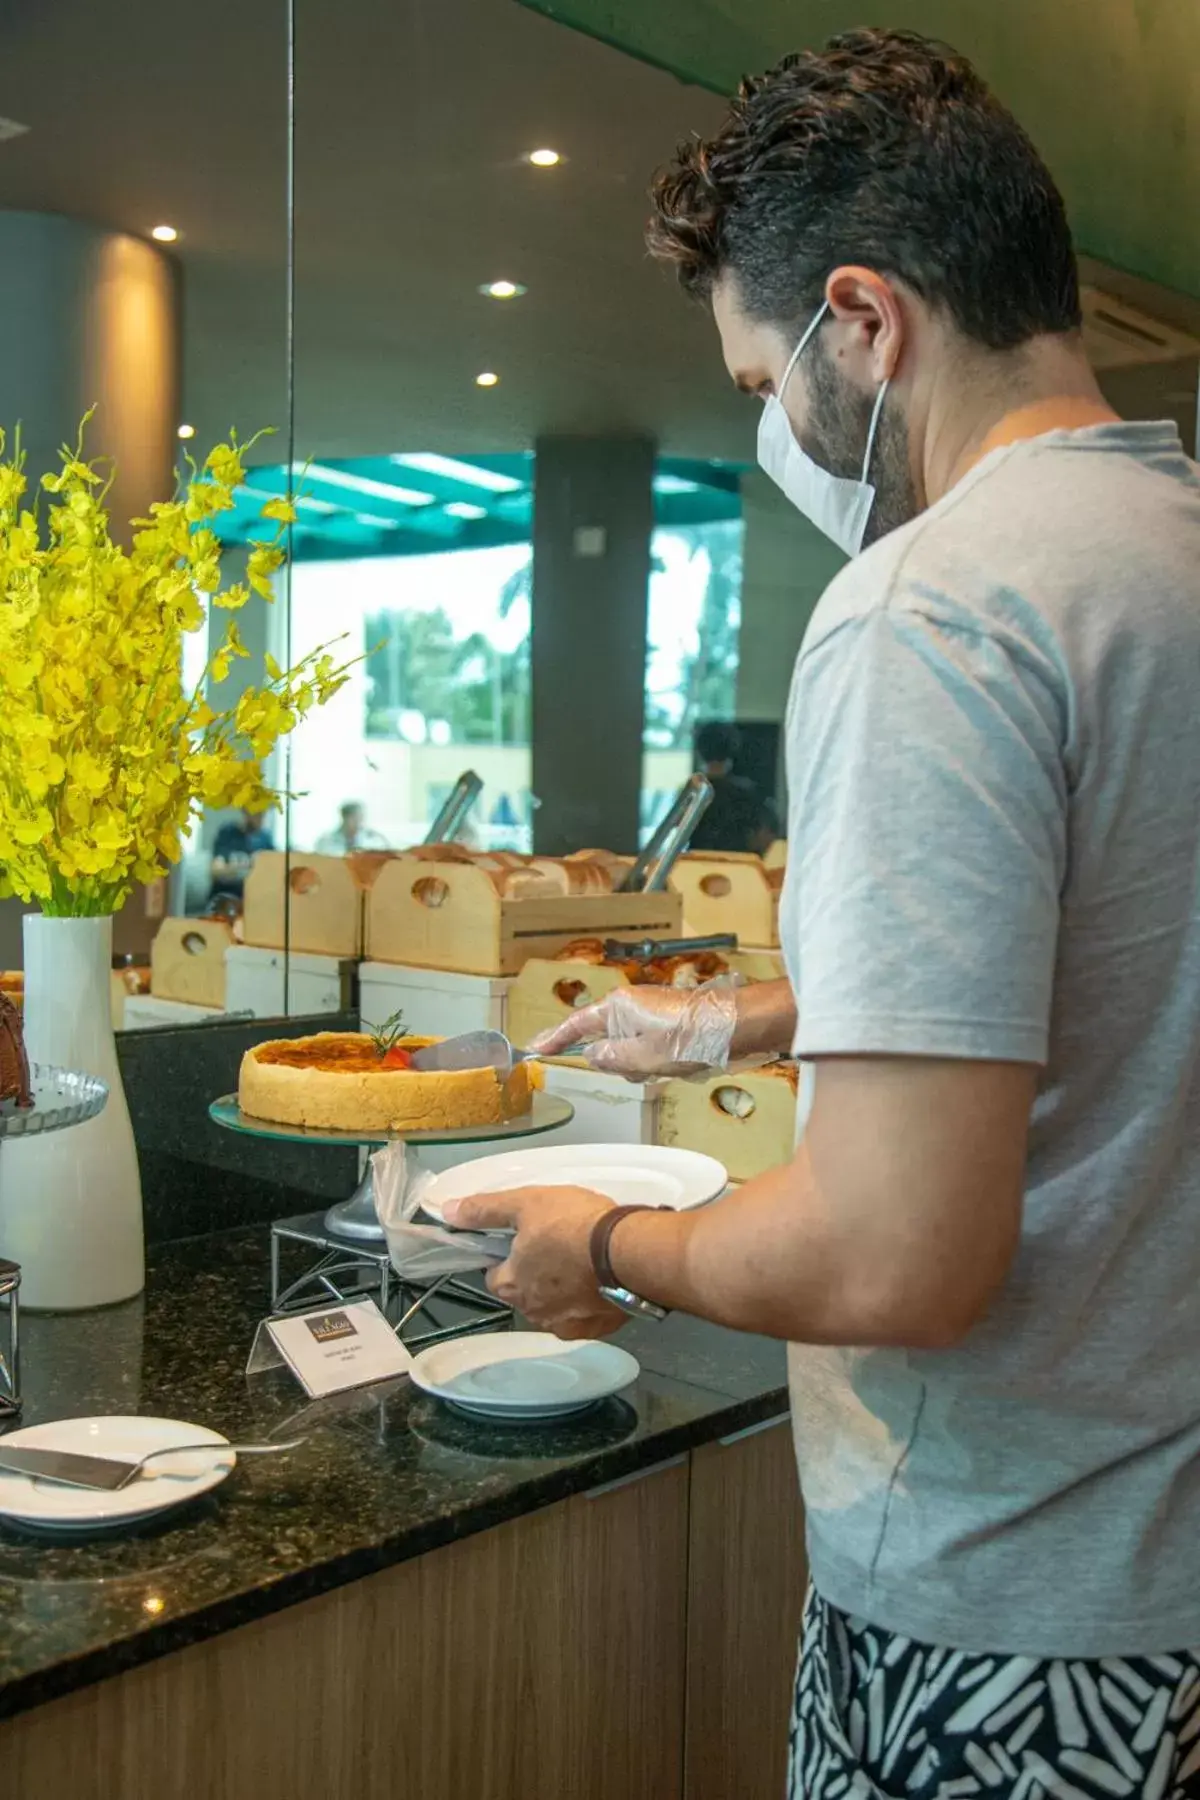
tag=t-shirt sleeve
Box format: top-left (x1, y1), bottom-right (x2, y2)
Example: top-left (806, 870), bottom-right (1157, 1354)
top-left (784, 602), bottom-right (1068, 1064)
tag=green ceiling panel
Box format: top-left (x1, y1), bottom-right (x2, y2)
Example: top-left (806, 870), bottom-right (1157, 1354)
top-left (517, 0), bottom-right (1200, 300)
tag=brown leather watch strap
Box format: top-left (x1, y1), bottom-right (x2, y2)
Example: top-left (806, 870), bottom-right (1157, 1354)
top-left (589, 1204), bottom-right (656, 1291)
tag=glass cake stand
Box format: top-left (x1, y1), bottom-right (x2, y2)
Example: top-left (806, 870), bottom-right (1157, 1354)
top-left (208, 1091), bottom-right (575, 1243)
top-left (0, 1065), bottom-right (109, 1140)
top-left (209, 1091), bottom-right (575, 1347)
top-left (1, 1065), bottom-right (110, 1418)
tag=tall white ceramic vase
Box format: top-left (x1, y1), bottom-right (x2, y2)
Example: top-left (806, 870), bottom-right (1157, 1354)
top-left (0, 915), bottom-right (144, 1309)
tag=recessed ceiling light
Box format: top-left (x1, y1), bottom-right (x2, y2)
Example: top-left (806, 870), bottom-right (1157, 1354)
top-left (177, 423), bottom-right (196, 440)
top-left (151, 224), bottom-right (178, 243)
top-left (475, 371), bottom-right (500, 388)
top-left (527, 148), bottom-right (562, 168)
top-left (480, 280), bottom-right (526, 301)
top-left (392, 454), bottom-right (523, 494)
top-left (445, 501), bottom-right (488, 521)
top-left (292, 461), bottom-right (436, 507)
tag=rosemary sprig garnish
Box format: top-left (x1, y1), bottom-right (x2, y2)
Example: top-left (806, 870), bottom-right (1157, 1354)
top-left (363, 1008), bottom-right (407, 1060)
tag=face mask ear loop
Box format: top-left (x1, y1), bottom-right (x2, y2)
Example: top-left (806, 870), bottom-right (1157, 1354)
top-left (777, 300), bottom-right (829, 403)
top-left (860, 376), bottom-right (890, 482)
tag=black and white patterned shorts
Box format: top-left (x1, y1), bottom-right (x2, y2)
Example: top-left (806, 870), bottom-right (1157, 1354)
top-left (789, 1588), bottom-right (1200, 1798)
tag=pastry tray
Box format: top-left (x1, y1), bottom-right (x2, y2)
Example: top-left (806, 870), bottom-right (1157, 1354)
top-left (0, 1065), bottom-right (108, 1140)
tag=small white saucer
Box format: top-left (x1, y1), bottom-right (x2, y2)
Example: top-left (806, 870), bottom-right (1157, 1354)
top-left (410, 1333), bottom-right (640, 1422)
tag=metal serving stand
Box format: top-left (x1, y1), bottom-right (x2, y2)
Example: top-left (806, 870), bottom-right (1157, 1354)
top-left (209, 1091), bottom-right (574, 1348)
top-left (0, 1064), bottom-right (109, 1419)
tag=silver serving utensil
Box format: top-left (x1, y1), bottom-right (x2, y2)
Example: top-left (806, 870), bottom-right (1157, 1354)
top-left (0, 1437), bottom-right (306, 1491)
top-left (408, 1030), bottom-right (533, 1076)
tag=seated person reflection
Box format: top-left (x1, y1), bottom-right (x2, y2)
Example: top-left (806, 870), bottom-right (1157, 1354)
top-left (316, 801), bottom-right (387, 856)
top-left (209, 809), bottom-right (274, 903)
top-left (689, 721), bottom-right (777, 856)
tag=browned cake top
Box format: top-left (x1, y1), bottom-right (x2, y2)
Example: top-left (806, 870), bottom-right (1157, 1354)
top-left (253, 1034), bottom-right (435, 1074)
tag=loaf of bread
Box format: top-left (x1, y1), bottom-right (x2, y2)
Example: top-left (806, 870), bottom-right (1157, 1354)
top-left (553, 937), bottom-right (728, 988)
top-left (403, 847), bottom-right (618, 900)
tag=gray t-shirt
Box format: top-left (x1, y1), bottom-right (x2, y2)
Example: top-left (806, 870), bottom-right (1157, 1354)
top-left (780, 420), bottom-right (1200, 1658)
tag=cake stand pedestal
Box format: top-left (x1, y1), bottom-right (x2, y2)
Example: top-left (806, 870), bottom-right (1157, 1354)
top-left (208, 1092), bottom-right (574, 1348)
top-left (0, 1065), bottom-right (109, 1419)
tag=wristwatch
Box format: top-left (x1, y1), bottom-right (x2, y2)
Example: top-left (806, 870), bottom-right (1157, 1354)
top-left (589, 1205), bottom-right (670, 1321)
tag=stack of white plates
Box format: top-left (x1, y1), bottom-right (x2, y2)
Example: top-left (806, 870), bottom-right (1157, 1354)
top-left (411, 1333), bottom-right (640, 1423)
top-left (0, 1417), bottom-right (235, 1535)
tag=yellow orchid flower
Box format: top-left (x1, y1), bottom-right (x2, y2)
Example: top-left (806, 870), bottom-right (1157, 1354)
top-left (0, 414), bottom-right (358, 913)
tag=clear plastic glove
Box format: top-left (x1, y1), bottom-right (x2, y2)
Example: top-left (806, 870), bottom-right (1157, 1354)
top-left (528, 980), bottom-right (739, 1080)
top-left (372, 1142), bottom-right (511, 1278)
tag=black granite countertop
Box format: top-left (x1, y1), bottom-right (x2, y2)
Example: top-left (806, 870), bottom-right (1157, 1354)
top-left (0, 1226), bottom-right (787, 1723)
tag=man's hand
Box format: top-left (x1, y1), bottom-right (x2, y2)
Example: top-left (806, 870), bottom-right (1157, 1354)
top-left (444, 1186), bottom-right (626, 1339)
top-left (527, 978), bottom-right (797, 1079)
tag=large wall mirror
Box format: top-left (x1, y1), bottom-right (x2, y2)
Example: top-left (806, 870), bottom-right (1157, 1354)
top-left (3, 0), bottom-right (1196, 1034)
top-left (284, 0), bottom-right (752, 864)
top-left (266, 0), bottom-right (843, 992)
top-left (0, 0), bottom-right (289, 1017)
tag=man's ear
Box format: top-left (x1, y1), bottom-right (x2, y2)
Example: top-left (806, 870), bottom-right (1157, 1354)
top-left (824, 266), bottom-right (905, 385)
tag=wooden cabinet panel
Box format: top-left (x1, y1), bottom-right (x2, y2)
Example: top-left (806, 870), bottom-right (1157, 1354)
top-left (684, 1420), bottom-right (807, 1800)
top-left (4, 1459), bottom-right (689, 1800)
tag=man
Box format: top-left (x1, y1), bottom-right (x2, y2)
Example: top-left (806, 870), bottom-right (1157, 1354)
top-left (688, 720), bottom-right (777, 856)
top-left (315, 801), bottom-right (387, 856)
top-left (209, 808), bottom-right (274, 903)
top-left (445, 28), bottom-right (1200, 1795)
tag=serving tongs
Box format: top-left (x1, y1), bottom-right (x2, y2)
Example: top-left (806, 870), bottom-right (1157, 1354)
top-left (424, 769), bottom-right (483, 845)
top-left (602, 933), bottom-right (738, 962)
top-left (618, 773), bottom-right (714, 894)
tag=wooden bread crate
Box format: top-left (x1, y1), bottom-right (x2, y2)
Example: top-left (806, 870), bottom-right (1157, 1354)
top-left (670, 853), bottom-right (780, 948)
top-left (366, 855), bottom-right (682, 978)
top-left (654, 1063), bottom-right (799, 1184)
top-left (508, 959), bottom-right (633, 1048)
top-left (508, 948), bottom-right (783, 1048)
top-left (150, 917), bottom-right (234, 1009)
top-left (242, 852), bottom-right (369, 957)
top-left (728, 947), bottom-right (787, 982)
top-left (763, 839), bottom-right (787, 871)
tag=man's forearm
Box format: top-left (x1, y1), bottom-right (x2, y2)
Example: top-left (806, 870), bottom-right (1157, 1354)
top-left (605, 1056), bottom-right (1030, 1348)
top-left (604, 1157), bottom-right (870, 1344)
top-left (731, 978), bottom-right (797, 1060)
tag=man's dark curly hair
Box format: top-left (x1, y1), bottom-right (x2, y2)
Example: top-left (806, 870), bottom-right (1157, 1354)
top-left (647, 29), bottom-right (1081, 351)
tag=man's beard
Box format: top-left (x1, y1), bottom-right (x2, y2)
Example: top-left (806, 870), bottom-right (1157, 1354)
top-left (800, 336), bottom-right (918, 548)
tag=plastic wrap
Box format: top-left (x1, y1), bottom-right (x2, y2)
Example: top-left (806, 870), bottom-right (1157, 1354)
top-left (372, 1141), bottom-right (511, 1279)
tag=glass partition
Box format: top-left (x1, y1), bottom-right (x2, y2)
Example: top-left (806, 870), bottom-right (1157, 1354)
top-left (284, 0), bottom-right (751, 885)
top-left (0, 1), bottom-right (290, 1023)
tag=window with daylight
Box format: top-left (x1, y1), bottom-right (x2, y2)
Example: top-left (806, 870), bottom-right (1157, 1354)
top-left (285, 544), bottom-right (532, 853)
top-left (641, 516), bottom-right (744, 843)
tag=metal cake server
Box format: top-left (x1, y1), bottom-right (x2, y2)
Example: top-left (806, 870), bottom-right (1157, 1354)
top-left (408, 1030), bottom-right (535, 1076)
top-left (0, 1437), bottom-right (306, 1491)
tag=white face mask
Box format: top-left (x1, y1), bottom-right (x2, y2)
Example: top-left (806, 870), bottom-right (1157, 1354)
top-left (756, 300), bottom-right (890, 558)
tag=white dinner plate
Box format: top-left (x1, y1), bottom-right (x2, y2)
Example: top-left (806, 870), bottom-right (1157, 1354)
top-left (410, 1332), bottom-right (641, 1421)
top-left (419, 1142), bottom-right (727, 1227)
top-left (0, 1416), bottom-right (235, 1531)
